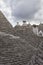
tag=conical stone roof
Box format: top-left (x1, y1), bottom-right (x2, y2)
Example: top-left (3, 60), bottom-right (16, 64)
top-left (0, 11), bottom-right (13, 34)
top-left (28, 42), bottom-right (43, 65)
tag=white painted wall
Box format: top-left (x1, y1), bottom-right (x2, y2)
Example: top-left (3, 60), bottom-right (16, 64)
top-left (38, 30), bottom-right (43, 36)
top-left (23, 23), bottom-right (27, 26)
top-left (33, 27), bottom-right (38, 35)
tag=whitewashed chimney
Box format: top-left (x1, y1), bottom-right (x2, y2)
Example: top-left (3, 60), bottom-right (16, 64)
top-left (32, 25), bottom-right (38, 35)
top-left (17, 22), bottom-right (19, 26)
top-left (23, 21), bottom-right (27, 26)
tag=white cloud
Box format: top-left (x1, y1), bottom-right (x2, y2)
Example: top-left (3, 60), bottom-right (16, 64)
top-left (0, 0), bottom-right (43, 26)
top-left (34, 0), bottom-right (43, 23)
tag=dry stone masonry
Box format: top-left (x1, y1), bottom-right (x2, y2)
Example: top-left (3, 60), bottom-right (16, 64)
top-left (27, 41), bottom-right (43, 65)
top-left (0, 11), bottom-right (43, 65)
top-left (0, 11), bottom-right (14, 34)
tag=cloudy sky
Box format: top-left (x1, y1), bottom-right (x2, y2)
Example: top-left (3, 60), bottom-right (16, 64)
top-left (0, 0), bottom-right (43, 26)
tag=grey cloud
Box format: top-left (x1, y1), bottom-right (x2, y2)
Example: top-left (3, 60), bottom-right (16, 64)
top-left (12, 0), bottom-right (40, 20)
top-left (1, 0), bottom-right (40, 25)
top-left (4, 0), bottom-right (40, 20)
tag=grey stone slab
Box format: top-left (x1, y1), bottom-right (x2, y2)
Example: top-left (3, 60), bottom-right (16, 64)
top-left (5, 63), bottom-right (11, 65)
top-left (0, 64), bottom-right (4, 65)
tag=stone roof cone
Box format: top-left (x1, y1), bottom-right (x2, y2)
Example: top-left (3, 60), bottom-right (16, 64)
top-left (0, 11), bottom-right (13, 34)
top-left (28, 42), bottom-right (43, 65)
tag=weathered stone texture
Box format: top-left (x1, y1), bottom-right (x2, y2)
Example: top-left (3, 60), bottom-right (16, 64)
top-left (0, 11), bottom-right (14, 34)
top-left (0, 34), bottom-right (35, 65)
top-left (27, 42), bottom-right (43, 65)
